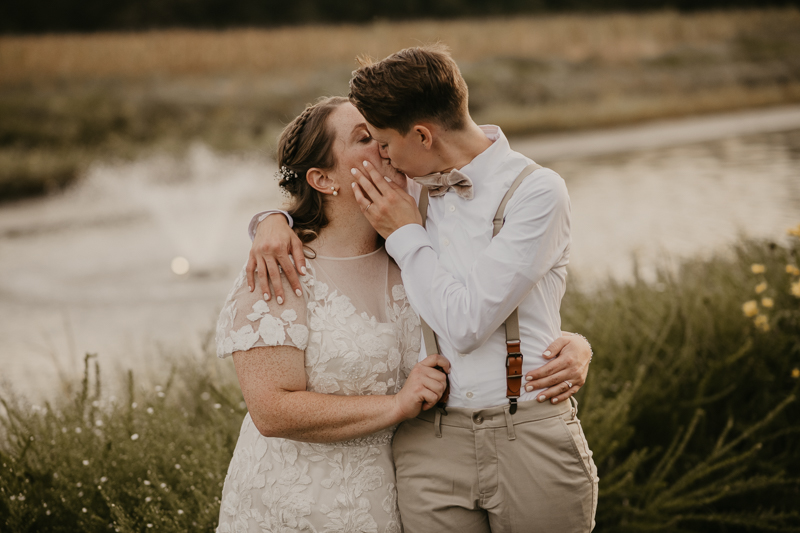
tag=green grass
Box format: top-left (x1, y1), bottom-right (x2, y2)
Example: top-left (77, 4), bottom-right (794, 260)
top-left (2, 234), bottom-right (800, 532)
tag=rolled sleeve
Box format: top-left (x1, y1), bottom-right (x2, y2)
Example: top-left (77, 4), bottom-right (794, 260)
top-left (247, 210), bottom-right (294, 241)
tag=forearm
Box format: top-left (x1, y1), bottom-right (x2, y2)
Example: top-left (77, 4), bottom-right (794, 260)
top-left (248, 389), bottom-right (403, 443)
top-left (248, 210), bottom-right (293, 241)
top-left (387, 175), bottom-right (570, 353)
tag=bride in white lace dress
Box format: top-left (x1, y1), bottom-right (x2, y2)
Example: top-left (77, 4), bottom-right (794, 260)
top-left (215, 97), bottom-right (450, 533)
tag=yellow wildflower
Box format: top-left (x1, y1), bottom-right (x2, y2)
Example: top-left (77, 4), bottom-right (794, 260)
top-left (742, 300), bottom-right (759, 317)
top-left (755, 282), bottom-right (768, 294)
top-left (792, 368), bottom-right (800, 379)
top-left (754, 314), bottom-right (770, 332)
top-left (761, 297), bottom-right (774, 308)
top-left (751, 264), bottom-right (766, 274)
top-left (787, 223), bottom-right (800, 238)
top-left (787, 264), bottom-right (800, 276)
top-left (792, 281), bottom-right (800, 298)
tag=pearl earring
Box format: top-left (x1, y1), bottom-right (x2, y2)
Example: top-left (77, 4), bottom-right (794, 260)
top-left (331, 186), bottom-right (338, 196)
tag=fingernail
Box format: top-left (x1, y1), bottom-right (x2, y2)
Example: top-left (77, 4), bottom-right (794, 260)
top-left (277, 296), bottom-right (283, 305)
top-left (295, 289), bottom-right (302, 297)
top-left (543, 350), bottom-right (551, 356)
top-left (551, 398), bottom-right (559, 404)
top-left (300, 266), bottom-right (307, 275)
top-left (248, 285), bottom-right (252, 292)
top-left (351, 182), bottom-right (356, 188)
top-left (525, 375), bottom-right (532, 381)
top-left (351, 168), bottom-right (357, 175)
top-left (264, 293), bottom-right (270, 301)
top-left (538, 395), bottom-right (546, 402)
top-left (384, 176), bottom-right (392, 182)
top-left (362, 160), bottom-right (369, 167)
top-left (525, 385), bottom-right (533, 392)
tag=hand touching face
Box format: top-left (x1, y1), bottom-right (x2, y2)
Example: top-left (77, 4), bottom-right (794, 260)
top-left (327, 103), bottom-right (406, 189)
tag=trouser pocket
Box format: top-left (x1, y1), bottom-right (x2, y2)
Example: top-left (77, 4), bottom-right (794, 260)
top-left (561, 412), bottom-right (599, 530)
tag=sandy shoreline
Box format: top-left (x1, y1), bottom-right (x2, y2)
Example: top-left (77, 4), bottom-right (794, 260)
top-left (514, 104), bottom-right (800, 161)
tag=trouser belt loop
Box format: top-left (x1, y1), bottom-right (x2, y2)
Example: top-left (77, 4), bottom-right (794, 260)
top-left (569, 396), bottom-right (579, 419)
top-left (503, 404), bottom-right (516, 441)
top-left (434, 408), bottom-right (443, 438)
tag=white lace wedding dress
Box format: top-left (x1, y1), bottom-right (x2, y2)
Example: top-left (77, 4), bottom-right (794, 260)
top-left (215, 247), bottom-right (421, 533)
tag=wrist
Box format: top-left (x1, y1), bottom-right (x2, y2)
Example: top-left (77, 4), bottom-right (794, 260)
top-left (565, 332), bottom-right (593, 364)
top-left (389, 393), bottom-right (413, 424)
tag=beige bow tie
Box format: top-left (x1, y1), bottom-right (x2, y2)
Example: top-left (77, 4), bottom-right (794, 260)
top-left (414, 169), bottom-right (474, 200)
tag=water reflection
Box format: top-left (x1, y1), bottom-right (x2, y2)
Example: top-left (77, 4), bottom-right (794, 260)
top-left (548, 129), bottom-right (800, 285)
top-left (0, 129), bottom-right (798, 397)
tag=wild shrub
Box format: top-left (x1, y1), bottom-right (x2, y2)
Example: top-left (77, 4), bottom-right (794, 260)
top-left (2, 229), bottom-right (799, 532)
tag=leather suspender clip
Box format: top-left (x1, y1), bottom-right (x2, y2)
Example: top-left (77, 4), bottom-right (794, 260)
top-left (506, 340), bottom-right (523, 415)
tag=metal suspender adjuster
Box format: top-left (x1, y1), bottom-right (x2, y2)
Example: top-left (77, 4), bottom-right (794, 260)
top-left (506, 340), bottom-right (523, 415)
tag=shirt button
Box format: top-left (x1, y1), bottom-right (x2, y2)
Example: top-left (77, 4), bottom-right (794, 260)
top-left (449, 205), bottom-right (456, 212)
top-left (459, 352), bottom-right (467, 357)
top-left (442, 238), bottom-right (450, 246)
top-left (466, 392), bottom-right (473, 398)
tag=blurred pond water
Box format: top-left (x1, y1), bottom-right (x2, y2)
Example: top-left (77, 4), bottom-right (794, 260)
top-left (1, 113), bottom-right (799, 398)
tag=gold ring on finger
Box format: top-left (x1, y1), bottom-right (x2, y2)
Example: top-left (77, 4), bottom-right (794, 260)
top-left (365, 202), bottom-right (372, 212)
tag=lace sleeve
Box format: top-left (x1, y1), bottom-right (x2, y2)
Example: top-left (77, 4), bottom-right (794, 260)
top-left (215, 267), bottom-right (309, 359)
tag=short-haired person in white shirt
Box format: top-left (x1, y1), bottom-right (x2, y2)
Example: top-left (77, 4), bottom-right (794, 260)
top-left (246, 45), bottom-right (598, 533)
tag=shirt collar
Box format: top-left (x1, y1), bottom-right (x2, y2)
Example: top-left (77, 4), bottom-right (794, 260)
top-left (457, 125), bottom-right (511, 182)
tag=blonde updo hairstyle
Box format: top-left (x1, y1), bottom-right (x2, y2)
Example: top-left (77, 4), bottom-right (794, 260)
top-left (276, 96), bottom-right (350, 244)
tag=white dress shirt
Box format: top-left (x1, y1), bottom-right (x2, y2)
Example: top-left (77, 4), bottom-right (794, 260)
top-left (386, 125), bottom-right (571, 409)
top-left (247, 126), bottom-right (571, 410)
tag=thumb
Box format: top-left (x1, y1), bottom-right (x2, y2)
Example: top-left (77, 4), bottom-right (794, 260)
top-left (543, 336), bottom-right (570, 359)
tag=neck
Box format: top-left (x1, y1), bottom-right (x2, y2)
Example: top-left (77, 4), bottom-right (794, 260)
top-left (435, 119), bottom-right (492, 173)
top-left (312, 198), bottom-right (380, 258)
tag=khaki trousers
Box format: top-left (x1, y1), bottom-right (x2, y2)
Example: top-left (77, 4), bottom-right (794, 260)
top-left (392, 398), bottom-right (598, 533)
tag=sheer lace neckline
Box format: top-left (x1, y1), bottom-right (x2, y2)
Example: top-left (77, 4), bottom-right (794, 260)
top-left (313, 245), bottom-right (385, 261)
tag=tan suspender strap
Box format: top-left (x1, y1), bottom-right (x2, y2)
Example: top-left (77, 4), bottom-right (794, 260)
top-left (418, 187), bottom-right (430, 229)
top-left (418, 187), bottom-right (438, 357)
top-left (415, 164), bottom-right (541, 413)
top-left (418, 187), bottom-right (449, 408)
top-left (496, 163), bottom-right (541, 413)
top-left (493, 163), bottom-right (541, 238)
top-left (421, 317), bottom-right (440, 356)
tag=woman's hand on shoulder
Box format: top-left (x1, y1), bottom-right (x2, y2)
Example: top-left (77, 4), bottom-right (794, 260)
top-left (246, 213), bottom-right (307, 304)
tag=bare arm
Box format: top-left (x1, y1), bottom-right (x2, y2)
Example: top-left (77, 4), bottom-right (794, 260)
top-left (233, 345), bottom-right (450, 443)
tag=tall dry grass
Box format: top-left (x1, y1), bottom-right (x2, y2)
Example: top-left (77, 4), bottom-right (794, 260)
top-left (2, 9), bottom-right (797, 84)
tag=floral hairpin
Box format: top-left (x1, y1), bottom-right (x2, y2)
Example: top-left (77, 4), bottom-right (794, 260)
top-left (275, 166), bottom-right (299, 181)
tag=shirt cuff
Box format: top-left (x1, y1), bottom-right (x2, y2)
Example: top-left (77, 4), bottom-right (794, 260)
top-left (248, 210), bottom-right (293, 241)
top-left (385, 223), bottom-right (432, 267)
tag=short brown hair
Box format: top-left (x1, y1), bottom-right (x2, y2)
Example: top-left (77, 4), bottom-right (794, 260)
top-left (349, 44), bottom-right (468, 135)
top-left (276, 96), bottom-right (349, 244)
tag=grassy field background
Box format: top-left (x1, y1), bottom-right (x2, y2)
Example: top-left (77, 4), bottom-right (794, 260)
top-left (1, 8), bottom-right (800, 201)
top-left (2, 233), bottom-right (799, 532)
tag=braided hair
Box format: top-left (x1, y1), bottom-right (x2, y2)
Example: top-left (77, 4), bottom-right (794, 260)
top-left (276, 96), bottom-right (349, 245)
